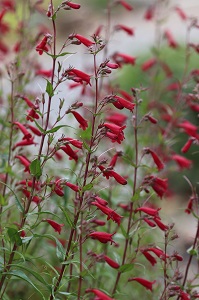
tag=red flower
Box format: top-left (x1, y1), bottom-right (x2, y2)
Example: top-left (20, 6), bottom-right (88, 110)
top-left (171, 154), bottom-right (192, 169)
top-left (15, 155), bottom-right (30, 172)
top-left (181, 138), bottom-right (194, 153)
top-left (153, 217), bottom-right (169, 231)
top-left (94, 195), bottom-right (108, 206)
top-left (26, 124), bottom-right (42, 136)
top-left (104, 255), bottom-right (120, 269)
top-left (146, 247), bottom-right (169, 261)
top-left (45, 219), bottom-right (64, 234)
top-left (143, 217), bottom-right (156, 228)
top-left (146, 115), bottom-right (158, 124)
top-left (141, 249), bottom-right (157, 266)
top-left (22, 188), bottom-right (42, 204)
top-left (106, 131), bottom-right (125, 144)
top-left (112, 52), bottom-right (136, 67)
top-left (36, 69), bottom-right (53, 78)
top-left (135, 206), bottom-right (161, 217)
top-left (61, 137), bottom-right (83, 149)
top-left (185, 196), bottom-right (194, 214)
top-left (36, 35), bottom-right (49, 55)
top-left (90, 219), bottom-right (106, 226)
top-left (115, 24), bottom-right (134, 36)
top-left (64, 1), bottom-right (81, 9)
top-left (141, 58), bottom-right (156, 71)
top-left (91, 201), bottom-right (123, 225)
top-left (85, 288), bottom-right (114, 300)
top-left (144, 5), bottom-right (155, 20)
top-left (106, 113), bottom-right (127, 127)
top-left (103, 122), bottom-right (126, 135)
top-left (118, 0), bottom-right (133, 11)
top-left (60, 144), bottom-right (78, 162)
top-left (70, 110), bottom-right (88, 130)
top-left (106, 62), bottom-right (119, 69)
top-left (178, 120), bottom-right (198, 137)
top-left (98, 165), bottom-right (127, 185)
top-left (69, 33), bottom-right (94, 47)
top-left (26, 109), bottom-right (40, 121)
top-left (174, 6), bottom-right (187, 20)
top-left (89, 231), bottom-right (116, 244)
top-left (143, 175), bottom-right (168, 198)
top-left (65, 181), bottom-right (80, 192)
top-left (164, 30), bottom-right (178, 49)
top-left (68, 68), bottom-right (91, 85)
top-left (13, 121), bottom-right (32, 140)
top-left (12, 138), bottom-right (36, 150)
top-left (144, 148), bottom-right (164, 171)
top-left (109, 151), bottom-right (122, 168)
top-left (128, 277), bottom-right (156, 291)
top-left (113, 95), bottom-right (135, 112)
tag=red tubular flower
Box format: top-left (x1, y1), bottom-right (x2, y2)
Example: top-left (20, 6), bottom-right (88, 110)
top-left (13, 121), bottom-right (32, 140)
top-left (141, 249), bottom-right (157, 266)
top-left (143, 217), bottom-right (156, 228)
top-left (36, 35), bottom-right (49, 55)
top-left (65, 181), bottom-right (79, 192)
top-left (15, 155), bottom-right (30, 172)
top-left (98, 165), bottom-right (127, 185)
top-left (89, 231), bottom-right (116, 244)
top-left (174, 6), bottom-right (187, 20)
top-left (0, 41), bottom-right (9, 54)
top-left (146, 247), bottom-right (169, 261)
top-left (26, 108), bottom-right (40, 121)
top-left (94, 196), bottom-right (108, 206)
top-left (26, 124), bottom-right (42, 136)
top-left (179, 290), bottom-right (191, 300)
top-left (61, 137), bottom-right (83, 149)
top-left (91, 201), bottom-right (123, 225)
top-left (70, 110), bottom-right (88, 130)
top-left (178, 120), bottom-right (198, 137)
top-left (103, 122), bottom-right (126, 135)
top-left (118, 0), bottom-right (133, 11)
top-left (106, 62), bottom-right (119, 69)
top-left (90, 219), bottom-right (106, 226)
top-left (105, 131), bottom-right (125, 144)
top-left (115, 24), bottom-right (134, 36)
top-left (113, 95), bottom-right (135, 112)
top-left (68, 68), bottom-right (91, 85)
top-left (153, 217), bottom-right (169, 231)
top-left (128, 277), bottom-right (156, 291)
top-left (135, 206), bottom-right (160, 217)
top-left (146, 115), bottom-right (158, 124)
top-left (22, 188), bottom-right (41, 204)
top-left (141, 58), bottom-right (156, 71)
top-left (60, 144), bottom-right (78, 162)
top-left (185, 196), bottom-right (194, 214)
top-left (144, 148), bottom-right (164, 171)
top-left (109, 151), bottom-right (122, 168)
top-left (103, 255), bottom-right (120, 269)
top-left (12, 138), bottom-right (36, 150)
top-left (45, 219), bottom-right (64, 234)
top-left (85, 288), bottom-right (114, 300)
top-left (144, 175), bottom-right (168, 198)
top-left (36, 69), bottom-right (53, 78)
top-left (171, 154), bottom-right (192, 169)
top-left (144, 5), bottom-right (155, 20)
top-left (181, 138), bottom-right (194, 153)
top-left (64, 1), bottom-right (81, 9)
top-left (69, 33), bottom-right (94, 47)
top-left (164, 30), bottom-right (178, 49)
top-left (113, 52), bottom-right (136, 66)
top-left (106, 113), bottom-right (127, 127)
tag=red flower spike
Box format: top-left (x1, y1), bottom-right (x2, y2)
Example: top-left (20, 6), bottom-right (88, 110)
top-left (69, 33), bottom-right (94, 47)
top-left (174, 6), bottom-right (187, 21)
top-left (85, 288), bottom-right (114, 300)
top-left (115, 24), bottom-right (134, 36)
top-left (60, 145), bottom-right (78, 162)
top-left (45, 219), bottom-right (64, 234)
top-left (64, 1), bottom-right (81, 9)
top-left (153, 217), bottom-right (169, 231)
top-left (118, 0), bottom-right (133, 11)
top-left (135, 206), bottom-right (161, 217)
top-left (164, 30), bottom-right (178, 49)
top-left (65, 181), bottom-right (79, 192)
top-left (15, 155), bottom-right (30, 173)
top-left (141, 58), bottom-right (156, 71)
top-left (128, 277), bottom-right (156, 291)
top-left (70, 110), bottom-right (88, 130)
top-left (13, 121), bottom-right (32, 140)
top-left (171, 154), bottom-right (192, 170)
top-left (89, 231), bottom-right (116, 245)
top-left (104, 255), bottom-right (120, 269)
top-left (141, 250), bottom-right (157, 266)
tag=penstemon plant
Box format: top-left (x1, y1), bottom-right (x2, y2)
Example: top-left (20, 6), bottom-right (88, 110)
top-left (0, 0), bottom-right (199, 299)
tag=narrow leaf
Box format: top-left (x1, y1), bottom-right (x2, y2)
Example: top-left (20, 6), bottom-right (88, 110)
top-left (59, 206), bottom-right (75, 229)
top-left (119, 264), bottom-right (134, 273)
top-left (46, 80), bottom-right (54, 97)
top-left (30, 158), bottom-right (42, 179)
top-left (82, 183), bottom-right (93, 192)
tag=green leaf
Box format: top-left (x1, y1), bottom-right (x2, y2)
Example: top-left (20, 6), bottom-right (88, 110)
top-left (4, 270), bottom-right (45, 299)
top-left (82, 140), bottom-right (92, 153)
top-left (45, 124), bottom-right (73, 134)
top-left (120, 224), bottom-right (128, 239)
top-left (82, 183), bottom-right (93, 192)
top-left (0, 194), bottom-right (6, 205)
top-left (45, 51), bottom-right (75, 59)
top-left (46, 80), bottom-right (54, 97)
top-left (59, 206), bottom-right (75, 229)
top-left (7, 228), bottom-right (22, 246)
top-left (0, 181), bottom-right (24, 213)
top-left (119, 263), bottom-right (134, 273)
top-left (30, 158), bottom-right (42, 179)
top-left (33, 119), bottom-right (45, 133)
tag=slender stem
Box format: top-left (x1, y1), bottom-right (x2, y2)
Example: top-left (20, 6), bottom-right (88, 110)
top-left (112, 93), bottom-right (139, 296)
